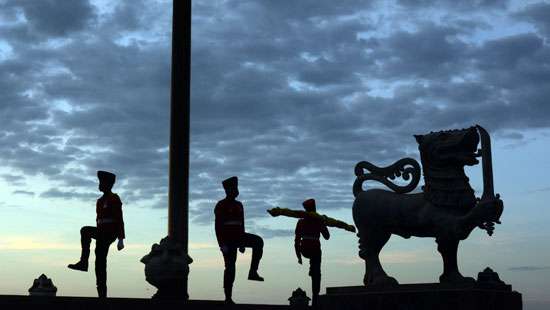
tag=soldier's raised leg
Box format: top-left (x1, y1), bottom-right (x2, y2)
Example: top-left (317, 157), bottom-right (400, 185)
top-left (242, 233), bottom-right (264, 281)
top-left (68, 226), bottom-right (97, 272)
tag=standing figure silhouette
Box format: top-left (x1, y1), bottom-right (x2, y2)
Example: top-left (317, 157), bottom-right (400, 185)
top-left (214, 176), bottom-right (264, 304)
top-left (295, 199), bottom-right (330, 307)
top-left (68, 170), bottom-right (125, 298)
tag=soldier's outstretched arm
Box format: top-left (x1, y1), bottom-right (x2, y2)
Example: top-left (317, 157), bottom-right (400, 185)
top-left (267, 207), bottom-right (307, 219)
top-left (321, 215), bottom-right (356, 233)
top-left (268, 207), bottom-right (356, 233)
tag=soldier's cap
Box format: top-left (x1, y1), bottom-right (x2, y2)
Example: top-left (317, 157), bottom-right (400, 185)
top-left (222, 176), bottom-right (238, 189)
top-left (302, 198), bottom-right (316, 211)
top-left (97, 170), bottom-right (116, 184)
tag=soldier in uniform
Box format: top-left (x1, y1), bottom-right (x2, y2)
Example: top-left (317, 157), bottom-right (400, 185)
top-left (295, 198), bottom-right (330, 307)
top-left (68, 170), bottom-right (125, 298)
top-left (214, 176), bottom-right (264, 304)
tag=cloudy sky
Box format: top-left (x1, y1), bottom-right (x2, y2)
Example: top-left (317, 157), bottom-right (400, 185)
top-left (1, 0), bottom-right (550, 308)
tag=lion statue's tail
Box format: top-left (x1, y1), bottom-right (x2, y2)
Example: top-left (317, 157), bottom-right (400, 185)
top-left (353, 157), bottom-right (421, 197)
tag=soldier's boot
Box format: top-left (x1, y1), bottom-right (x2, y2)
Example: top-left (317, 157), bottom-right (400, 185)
top-left (67, 260), bottom-right (88, 272)
top-left (97, 286), bottom-right (107, 298)
top-left (68, 234), bottom-right (91, 272)
top-left (224, 286), bottom-right (235, 304)
top-left (248, 250), bottom-right (264, 281)
top-left (247, 270), bottom-right (264, 281)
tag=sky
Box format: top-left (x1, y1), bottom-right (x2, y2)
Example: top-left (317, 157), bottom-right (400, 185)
top-left (0, 0), bottom-right (550, 308)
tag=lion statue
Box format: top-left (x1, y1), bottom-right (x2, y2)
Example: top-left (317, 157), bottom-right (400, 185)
top-left (352, 125), bottom-right (503, 286)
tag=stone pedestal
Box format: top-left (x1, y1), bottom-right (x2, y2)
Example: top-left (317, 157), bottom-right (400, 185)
top-left (319, 282), bottom-right (522, 310)
top-left (141, 237), bottom-right (193, 299)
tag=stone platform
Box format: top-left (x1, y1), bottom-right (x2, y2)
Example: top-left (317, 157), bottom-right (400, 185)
top-left (318, 283), bottom-right (522, 310)
top-left (0, 295), bottom-right (292, 310)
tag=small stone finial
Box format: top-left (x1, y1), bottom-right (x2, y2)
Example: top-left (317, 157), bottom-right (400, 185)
top-left (476, 267), bottom-right (511, 291)
top-left (289, 287), bottom-right (310, 307)
top-left (28, 274), bottom-right (57, 297)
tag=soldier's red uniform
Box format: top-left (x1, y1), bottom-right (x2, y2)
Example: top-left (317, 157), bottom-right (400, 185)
top-left (295, 217), bottom-right (329, 256)
top-left (96, 193), bottom-right (125, 240)
top-left (294, 199), bottom-right (329, 307)
top-left (214, 199), bottom-right (244, 246)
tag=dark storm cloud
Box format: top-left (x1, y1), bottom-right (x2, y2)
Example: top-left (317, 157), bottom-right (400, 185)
top-left (253, 225), bottom-right (294, 239)
top-left (527, 186), bottom-right (550, 194)
top-left (13, 190), bottom-right (34, 196)
top-left (1, 174), bottom-right (26, 186)
top-left (515, 2), bottom-right (550, 38)
top-left (109, 0), bottom-right (147, 31)
top-left (508, 266), bottom-right (550, 271)
top-left (474, 33), bottom-right (544, 70)
top-left (397, 0), bottom-right (508, 10)
top-left (40, 188), bottom-right (98, 200)
top-left (3, 0), bottom-right (96, 37)
top-left (1, 0), bottom-right (550, 230)
top-left (365, 23), bottom-right (471, 79)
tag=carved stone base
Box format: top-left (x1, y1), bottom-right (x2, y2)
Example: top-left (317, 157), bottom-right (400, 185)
top-left (149, 281), bottom-right (188, 300)
top-left (141, 236), bottom-right (193, 300)
top-left (319, 282), bottom-right (522, 310)
top-left (288, 288), bottom-right (310, 308)
top-left (28, 274), bottom-right (57, 297)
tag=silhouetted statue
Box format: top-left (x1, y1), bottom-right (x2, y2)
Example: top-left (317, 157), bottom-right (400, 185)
top-left (267, 201), bottom-right (355, 306)
top-left (353, 125), bottom-right (503, 286)
top-left (68, 170), bottom-right (125, 298)
top-left (214, 176), bottom-right (264, 304)
top-left (294, 199), bottom-right (329, 307)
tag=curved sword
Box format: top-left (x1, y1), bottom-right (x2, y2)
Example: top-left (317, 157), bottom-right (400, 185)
top-left (476, 125), bottom-right (494, 201)
top-left (476, 125), bottom-right (503, 230)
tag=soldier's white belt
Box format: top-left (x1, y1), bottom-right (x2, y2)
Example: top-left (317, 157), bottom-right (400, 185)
top-left (223, 221), bottom-right (242, 225)
top-left (97, 219), bottom-right (117, 224)
top-left (301, 236), bottom-right (319, 240)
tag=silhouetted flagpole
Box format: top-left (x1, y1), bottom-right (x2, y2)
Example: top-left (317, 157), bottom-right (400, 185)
top-left (168, 0), bottom-right (191, 297)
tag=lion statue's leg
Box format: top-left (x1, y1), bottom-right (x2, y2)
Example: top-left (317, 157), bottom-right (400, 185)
top-left (359, 229), bottom-right (398, 287)
top-left (436, 238), bottom-right (475, 284)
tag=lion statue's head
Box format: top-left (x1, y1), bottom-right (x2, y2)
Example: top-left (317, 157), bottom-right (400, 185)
top-left (415, 126), bottom-right (480, 170)
top-left (414, 126), bottom-right (480, 210)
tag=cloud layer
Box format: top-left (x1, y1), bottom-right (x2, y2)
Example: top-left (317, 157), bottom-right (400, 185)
top-left (1, 0), bottom-right (550, 235)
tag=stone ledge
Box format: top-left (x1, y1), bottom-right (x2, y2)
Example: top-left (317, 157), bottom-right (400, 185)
top-left (320, 284), bottom-right (522, 310)
top-left (0, 295), bottom-right (291, 310)
top-left (326, 282), bottom-right (512, 294)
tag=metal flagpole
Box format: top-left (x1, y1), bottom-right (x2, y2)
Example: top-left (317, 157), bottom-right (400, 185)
top-left (167, 0), bottom-right (192, 298)
top-left (142, 0), bottom-right (192, 300)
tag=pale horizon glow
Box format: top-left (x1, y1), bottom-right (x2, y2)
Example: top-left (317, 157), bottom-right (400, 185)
top-left (0, 1), bottom-right (550, 310)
